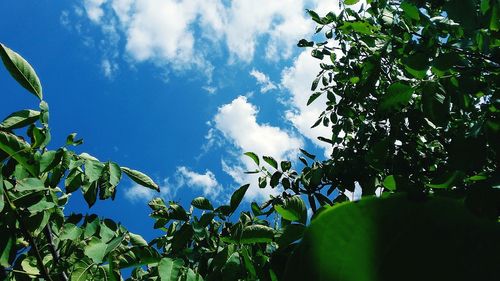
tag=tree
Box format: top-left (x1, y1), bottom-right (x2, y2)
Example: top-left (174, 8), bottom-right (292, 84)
top-left (0, 0), bottom-right (499, 280)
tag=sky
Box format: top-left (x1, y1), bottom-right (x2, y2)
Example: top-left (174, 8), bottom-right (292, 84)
top-left (0, 0), bottom-right (349, 240)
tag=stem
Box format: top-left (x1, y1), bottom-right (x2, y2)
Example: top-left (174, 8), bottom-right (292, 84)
top-left (2, 185), bottom-right (54, 281)
top-left (43, 226), bottom-right (69, 281)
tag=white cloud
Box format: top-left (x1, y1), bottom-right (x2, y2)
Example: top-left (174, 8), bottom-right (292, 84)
top-left (281, 50), bottom-right (332, 157)
top-left (212, 96), bottom-right (303, 201)
top-left (124, 179), bottom-right (174, 204)
top-left (250, 69), bottom-right (277, 93)
top-left (176, 166), bottom-right (222, 198)
top-left (84, 0), bottom-right (107, 23)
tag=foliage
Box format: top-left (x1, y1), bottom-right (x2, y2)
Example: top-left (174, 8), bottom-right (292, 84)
top-left (0, 0), bottom-right (499, 280)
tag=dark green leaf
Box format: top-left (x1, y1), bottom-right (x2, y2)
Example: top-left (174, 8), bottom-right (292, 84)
top-left (307, 92), bottom-right (323, 105)
top-left (230, 184), bottom-right (249, 213)
top-left (0, 43), bottom-right (42, 99)
top-left (382, 175), bottom-right (396, 191)
top-left (244, 152), bottom-right (259, 166)
top-left (0, 131), bottom-right (36, 176)
top-left (344, 0), bottom-right (361, 5)
top-left (240, 225), bottom-right (274, 244)
top-left (378, 82), bottom-right (414, 114)
top-left (191, 197), bottom-right (214, 210)
top-left (401, 1), bottom-right (420, 20)
top-left (276, 224), bottom-right (306, 247)
top-left (263, 156), bottom-right (278, 169)
top-left (274, 196), bottom-right (307, 224)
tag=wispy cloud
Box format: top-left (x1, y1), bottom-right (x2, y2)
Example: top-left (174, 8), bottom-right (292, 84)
top-left (176, 166), bottom-right (222, 198)
top-left (249, 69), bottom-right (277, 93)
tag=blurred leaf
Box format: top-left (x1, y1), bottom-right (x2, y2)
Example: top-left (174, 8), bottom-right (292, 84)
top-left (240, 225), bottom-right (274, 244)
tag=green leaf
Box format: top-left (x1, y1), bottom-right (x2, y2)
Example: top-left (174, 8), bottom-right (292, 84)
top-left (82, 181), bottom-right (98, 207)
top-left (191, 197), bottom-right (214, 210)
top-left (401, 1), bottom-right (420, 20)
top-left (39, 150), bottom-right (62, 173)
top-left (403, 53), bottom-right (429, 79)
top-left (230, 184), bottom-right (250, 213)
top-left (0, 109), bottom-right (40, 130)
top-left (100, 161), bottom-right (122, 199)
top-left (0, 43), bottom-right (42, 99)
top-left (244, 152), bottom-right (259, 165)
top-left (270, 171), bottom-right (282, 188)
top-left (222, 253), bottom-right (241, 280)
top-left (280, 160), bottom-right (292, 172)
top-left (84, 237), bottom-right (108, 263)
top-left (284, 195), bottom-right (500, 280)
top-left (307, 92), bottom-right (323, 105)
top-left (382, 175), bottom-right (396, 191)
top-left (378, 82), bottom-right (414, 114)
top-left (21, 255), bottom-right (40, 276)
top-left (129, 232), bottom-right (148, 247)
top-left (158, 257), bottom-right (183, 281)
top-left (274, 196), bottom-right (307, 224)
top-left (427, 171), bottom-right (464, 189)
top-left (300, 148), bottom-right (316, 160)
top-left (16, 177), bottom-right (45, 192)
top-left (0, 131), bottom-right (36, 176)
top-left (85, 160), bottom-right (104, 182)
top-left (344, 0), bottom-right (361, 5)
top-left (240, 225), bottom-right (274, 244)
top-left (59, 223), bottom-right (83, 240)
top-left (275, 223), bottom-right (306, 247)
top-left (263, 156), bottom-right (278, 169)
top-left (0, 233), bottom-right (14, 267)
top-left (121, 166), bottom-right (159, 191)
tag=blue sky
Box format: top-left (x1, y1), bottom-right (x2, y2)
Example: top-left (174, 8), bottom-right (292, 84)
top-left (0, 0), bottom-right (345, 239)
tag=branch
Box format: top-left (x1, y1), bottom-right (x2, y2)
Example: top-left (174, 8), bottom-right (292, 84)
top-left (43, 226), bottom-right (69, 281)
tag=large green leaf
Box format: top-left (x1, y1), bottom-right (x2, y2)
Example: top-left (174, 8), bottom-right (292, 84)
top-left (284, 195), bottom-right (500, 281)
top-left (0, 131), bottom-right (36, 176)
top-left (240, 225), bottom-right (274, 244)
top-left (158, 257), bottom-right (183, 281)
top-left (378, 82), bottom-right (414, 114)
top-left (39, 150), bottom-right (62, 173)
top-left (121, 166), bottom-right (159, 191)
top-left (244, 152), bottom-right (259, 166)
top-left (191, 197), bottom-right (214, 210)
top-left (0, 109), bottom-right (40, 130)
top-left (84, 237), bottom-right (108, 263)
top-left (0, 43), bottom-right (43, 99)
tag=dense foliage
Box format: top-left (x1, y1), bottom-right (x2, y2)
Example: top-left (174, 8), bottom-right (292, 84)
top-left (0, 0), bottom-right (499, 280)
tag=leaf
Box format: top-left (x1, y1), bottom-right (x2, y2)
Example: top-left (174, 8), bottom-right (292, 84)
top-left (311, 77), bottom-right (320, 91)
top-left (276, 224), bottom-right (306, 247)
top-left (221, 253), bottom-right (241, 280)
top-left (129, 232), bottom-right (148, 247)
top-left (280, 161), bottom-right (292, 172)
top-left (240, 225), bottom-right (274, 244)
top-left (84, 237), bottom-right (108, 263)
top-left (39, 150), bottom-right (62, 173)
top-left (270, 171), bottom-right (282, 188)
top-left (158, 257), bottom-right (183, 281)
top-left (426, 171), bottom-right (464, 189)
top-left (403, 53), bottom-right (429, 79)
top-left (0, 109), bottom-right (40, 130)
top-left (263, 156), bottom-right (278, 169)
top-left (297, 39), bottom-right (314, 47)
top-left (300, 148), bottom-right (316, 160)
top-left (59, 223), bottom-right (83, 240)
top-left (344, 0), bottom-right (361, 5)
top-left (382, 175), bottom-right (396, 191)
top-left (244, 152), bottom-right (259, 165)
top-left (82, 181), bottom-right (98, 207)
top-left (230, 184), bottom-right (250, 213)
top-left (284, 195), bottom-right (500, 280)
top-left (378, 82), bottom-right (414, 114)
top-left (16, 177), bottom-right (45, 192)
top-left (274, 196), bottom-right (307, 224)
top-left (0, 131), bottom-right (36, 176)
top-left (121, 166), bottom-right (159, 191)
top-left (0, 233), bottom-right (14, 267)
top-left (84, 160), bottom-right (104, 182)
top-left (307, 92), bottom-right (323, 105)
top-left (0, 43), bottom-right (42, 99)
top-left (401, 1), bottom-right (420, 20)
top-left (100, 161), bottom-right (122, 199)
top-left (191, 197), bottom-right (214, 210)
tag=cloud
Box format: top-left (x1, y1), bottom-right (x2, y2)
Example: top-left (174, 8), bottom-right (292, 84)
top-left (250, 69), bottom-right (277, 93)
top-left (83, 0), bottom-right (107, 23)
top-left (124, 178), bottom-right (174, 204)
top-left (101, 59), bottom-right (118, 78)
top-left (176, 166), bottom-right (222, 198)
top-left (212, 96), bottom-right (303, 201)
